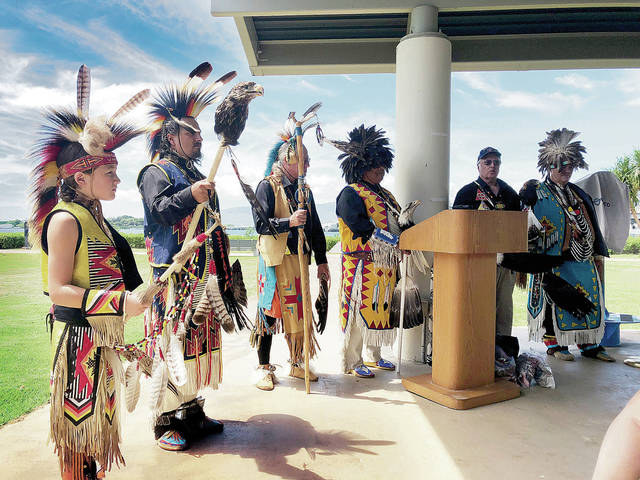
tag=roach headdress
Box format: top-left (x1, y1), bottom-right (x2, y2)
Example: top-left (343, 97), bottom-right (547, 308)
top-left (263, 102), bottom-right (322, 177)
top-left (537, 128), bottom-right (587, 175)
top-left (327, 124), bottom-right (394, 184)
top-left (28, 64), bottom-right (149, 247)
top-left (147, 63), bottom-right (236, 161)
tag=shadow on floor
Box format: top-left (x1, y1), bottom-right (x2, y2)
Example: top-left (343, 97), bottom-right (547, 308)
top-left (186, 414), bottom-right (395, 480)
top-left (187, 414), bottom-right (395, 480)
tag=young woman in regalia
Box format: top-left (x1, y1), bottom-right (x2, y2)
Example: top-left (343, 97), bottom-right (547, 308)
top-left (28, 65), bottom-right (149, 479)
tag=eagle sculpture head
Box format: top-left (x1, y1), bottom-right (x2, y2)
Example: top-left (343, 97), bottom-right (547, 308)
top-left (214, 81), bottom-right (264, 146)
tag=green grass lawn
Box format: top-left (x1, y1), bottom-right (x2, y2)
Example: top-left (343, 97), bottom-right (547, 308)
top-left (0, 251), bottom-right (637, 426)
top-left (512, 255), bottom-right (640, 327)
top-left (0, 251), bottom-right (257, 426)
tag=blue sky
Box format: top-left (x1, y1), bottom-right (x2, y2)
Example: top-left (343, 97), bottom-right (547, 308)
top-left (1, 0), bottom-right (639, 221)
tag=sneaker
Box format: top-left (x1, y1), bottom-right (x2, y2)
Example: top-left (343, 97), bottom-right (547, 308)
top-left (157, 430), bottom-right (189, 451)
top-left (256, 372), bottom-right (275, 391)
top-left (349, 365), bottom-right (375, 378)
top-left (364, 358), bottom-right (396, 370)
top-left (289, 364), bottom-right (319, 382)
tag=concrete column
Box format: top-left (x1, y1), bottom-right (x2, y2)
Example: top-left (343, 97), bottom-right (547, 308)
top-left (395, 5), bottom-right (451, 362)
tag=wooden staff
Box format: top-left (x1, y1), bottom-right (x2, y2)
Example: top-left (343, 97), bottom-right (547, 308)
top-left (182, 145), bottom-right (227, 245)
top-left (293, 116), bottom-right (312, 394)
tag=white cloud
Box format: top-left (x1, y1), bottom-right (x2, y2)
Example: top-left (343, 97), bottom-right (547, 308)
top-left (554, 73), bottom-right (597, 90)
top-left (296, 80), bottom-right (337, 98)
top-left (457, 72), bottom-right (587, 113)
top-left (113, 0), bottom-right (245, 62)
top-left (616, 69), bottom-right (640, 106)
top-left (23, 8), bottom-right (180, 83)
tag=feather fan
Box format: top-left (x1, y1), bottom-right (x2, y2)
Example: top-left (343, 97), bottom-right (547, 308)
top-left (231, 259), bottom-right (248, 308)
top-left (542, 273), bottom-right (596, 319)
top-left (314, 278), bottom-right (328, 334)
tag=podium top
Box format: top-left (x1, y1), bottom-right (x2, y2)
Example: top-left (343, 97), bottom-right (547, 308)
top-left (399, 209), bottom-right (527, 254)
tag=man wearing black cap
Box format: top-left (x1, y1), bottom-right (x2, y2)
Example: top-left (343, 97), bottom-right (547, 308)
top-left (453, 147), bottom-right (520, 336)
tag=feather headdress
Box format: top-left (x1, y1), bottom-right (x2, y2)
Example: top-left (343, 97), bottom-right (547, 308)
top-left (324, 124), bottom-right (394, 184)
top-left (264, 102), bottom-right (322, 176)
top-left (28, 64), bottom-right (149, 247)
top-left (537, 128), bottom-right (587, 175)
top-left (147, 63), bottom-right (236, 161)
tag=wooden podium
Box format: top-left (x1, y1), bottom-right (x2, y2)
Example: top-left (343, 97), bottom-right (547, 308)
top-left (399, 210), bottom-right (527, 410)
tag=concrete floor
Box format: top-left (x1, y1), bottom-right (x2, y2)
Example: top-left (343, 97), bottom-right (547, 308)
top-left (1, 255), bottom-right (639, 479)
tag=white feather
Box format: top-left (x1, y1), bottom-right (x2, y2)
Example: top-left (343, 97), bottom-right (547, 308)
top-left (148, 352), bottom-right (168, 414)
top-left (166, 334), bottom-right (187, 387)
top-left (124, 361), bottom-right (141, 413)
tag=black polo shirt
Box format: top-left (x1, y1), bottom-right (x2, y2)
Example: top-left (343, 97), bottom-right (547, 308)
top-left (453, 177), bottom-right (520, 211)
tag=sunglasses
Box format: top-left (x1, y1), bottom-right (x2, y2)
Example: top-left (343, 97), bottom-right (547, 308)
top-left (480, 159), bottom-right (501, 166)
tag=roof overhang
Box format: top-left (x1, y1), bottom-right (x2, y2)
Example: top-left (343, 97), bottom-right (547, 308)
top-left (212, 1), bottom-right (640, 75)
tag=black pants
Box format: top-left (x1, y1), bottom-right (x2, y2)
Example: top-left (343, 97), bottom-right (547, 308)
top-left (257, 314), bottom-right (277, 365)
top-left (543, 304), bottom-right (555, 338)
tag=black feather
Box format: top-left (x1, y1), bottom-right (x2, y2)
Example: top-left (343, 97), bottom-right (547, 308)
top-left (315, 278), bottom-right (328, 334)
top-left (389, 276), bottom-right (424, 329)
top-left (542, 273), bottom-right (596, 318)
top-left (329, 124), bottom-right (394, 184)
top-left (229, 156), bottom-right (278, 238)
top-left (231, 260), bottom-right (247, 308)
top-left (188, 62), bottom-right (212, 81)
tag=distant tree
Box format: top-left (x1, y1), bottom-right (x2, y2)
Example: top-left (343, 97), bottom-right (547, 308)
top-left (244, 227), bottom-right (257, 238)
top-left (611, 149), bottom-right (640, 228)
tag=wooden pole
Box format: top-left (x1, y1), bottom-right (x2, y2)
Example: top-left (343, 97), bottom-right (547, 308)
top-left (293, 118), bottom-right (312, 394)
top-left (183, 143), bottom-right (227, 245)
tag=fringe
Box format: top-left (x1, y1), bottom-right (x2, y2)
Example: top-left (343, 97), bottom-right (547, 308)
top-left (285, 330), bottom-right (318, 364)
top-left (50, 334), bottom-right (124, 478)
top-left (183, 349), bottom-right (221, 393)
top-left (515, 272), bottom-right (528, 290)
top-left (86, 315), bottom-right (124, 347)
top-left (369, 235), bottom-right (401, 270)
top-left (528, 297), bottom-right (605, 346)
top-left (343, 260), bottom-right (363, 351)
top-left (361, 323), bottom-right (397, 347)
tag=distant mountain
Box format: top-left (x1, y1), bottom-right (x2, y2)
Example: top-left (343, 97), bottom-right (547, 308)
top-left (106, 202), bottom-right (339, 233)
top-left (221, 202), bottom-right (337, 227)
